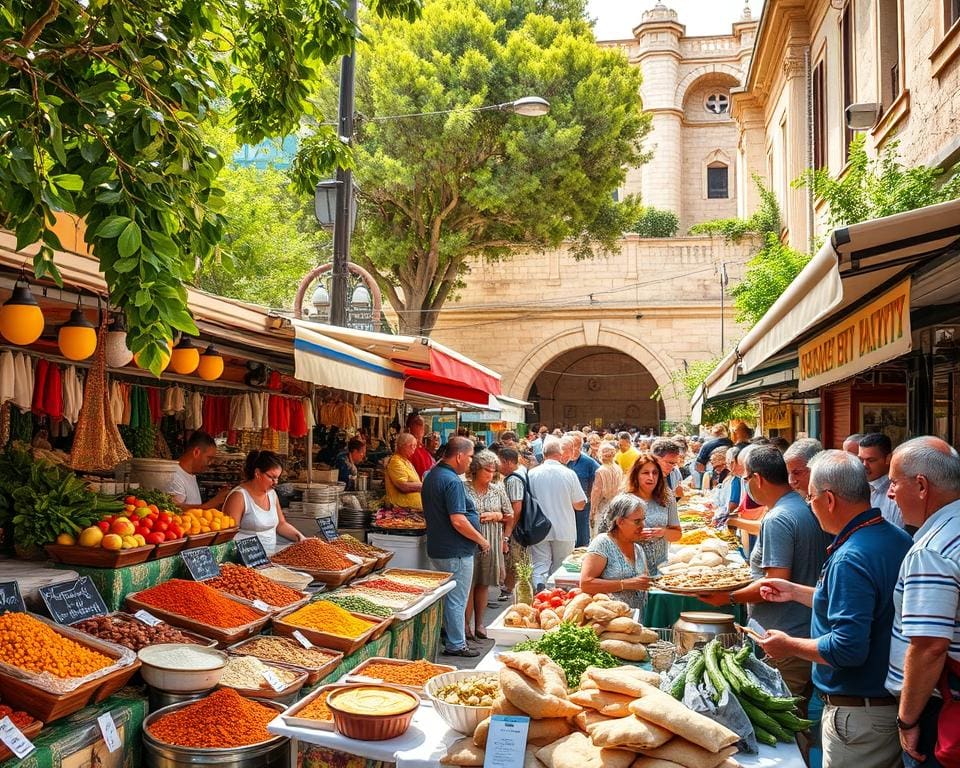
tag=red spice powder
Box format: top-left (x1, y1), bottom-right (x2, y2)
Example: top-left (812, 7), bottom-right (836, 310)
top-left (148, 688), bottom-right (275, 748)
top-left (135, 579), bottom-right (261, 628)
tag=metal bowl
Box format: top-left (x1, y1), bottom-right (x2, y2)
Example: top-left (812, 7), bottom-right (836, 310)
top-left (672, 611), bottom-right (737, 655)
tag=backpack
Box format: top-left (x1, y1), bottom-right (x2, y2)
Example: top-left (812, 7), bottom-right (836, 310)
top-left (507, 471), bottom-right (552, 547)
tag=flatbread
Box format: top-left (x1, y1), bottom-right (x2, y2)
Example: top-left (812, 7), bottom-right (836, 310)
top-left (628, 683), bottom-right (738, 753)
top-left (536, 731), bottom-right (634, 768)
top-left (568, 688), bottom-right (636, 718)
top-left (525, 746), bottom-right (546, 768)
top-left (639, 738), bottom-right (738, 768)
top-left (600, 639), bottom-right (649, 661)
top-left (500, 667), bottom-right (582, 719)
top-left (541, 657), bottom-right (570, 697)
top-left (498, 651), bottom-right (544, 684)
top-left (589, 715), bottom-right (673, 750)
top-left (574, 709), bottom-right (613, 733)
top-left (583, 667), bottom-right (661, 696)
top-left (474, 716), bottom-right (572, 747)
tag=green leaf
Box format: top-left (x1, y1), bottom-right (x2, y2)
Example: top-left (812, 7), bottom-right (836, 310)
top-left (95, 216), bottom-right (131, 238)
top-left (118, 221), bottom-right (143, 257)
top-left (50, 174), bottom-right (84, 192)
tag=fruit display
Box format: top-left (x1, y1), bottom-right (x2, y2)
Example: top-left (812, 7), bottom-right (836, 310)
top-left (179, 507), bottom-right (235, 535)
top-left (667, 639), bottom-right (813, 746)
top-left (373, 507), bottom-right (426, 529)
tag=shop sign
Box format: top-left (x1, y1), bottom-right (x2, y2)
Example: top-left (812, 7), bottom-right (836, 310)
top-left (798, 279), bottom-right (911, 392)
top-left (763, 404), bottom-right (792, 430)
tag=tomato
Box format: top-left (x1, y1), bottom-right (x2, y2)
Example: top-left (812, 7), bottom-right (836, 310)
top-left (168, 525), bottom-right (183, 538)
top-left (140, 517), bottom-right (154, 530)
top-left (154, 521), bottom-right (169, 533)
top-left (134, 499), bottom-right (147, 508)
top-left (157, 512), bottom-right (171, 525)
top-left (567, 588), bottom-right (581, 597)
top-left (96, 521), bottom-right (111, 533)
top-left (147, 504), bottom-right (159, 515)
top-left (125, 496), bottom-right (136, 505)
top-left (164, 530), bottom-right (177, 541)
top-left (550, 588), bottom-right (566, 597)
top-left (535, 590), bottom-right (552, 602)
top-left (146, 532), bottom-right (166, 545)
top-left (549, 596), bottom-right (564, 608)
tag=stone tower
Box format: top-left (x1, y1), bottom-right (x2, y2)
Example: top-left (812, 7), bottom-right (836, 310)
top-left (608, 3), bottom-right (757, 233)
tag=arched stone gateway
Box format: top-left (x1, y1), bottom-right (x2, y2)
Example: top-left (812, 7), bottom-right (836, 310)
top-left (509, 327), bottom-right (683, 426)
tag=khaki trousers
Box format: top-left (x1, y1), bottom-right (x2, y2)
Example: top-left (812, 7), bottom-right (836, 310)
top-left (821, 702), bottom-right (901, 768)
top-left (765, 655), bottom-right (813, 698)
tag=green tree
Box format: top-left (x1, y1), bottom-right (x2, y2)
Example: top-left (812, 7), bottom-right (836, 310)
top-left (795, 135), bottom-right (960, 229)
top-left (653, 357), bottom-right (757, 425)
top-left (691, 177), bottom-right (809, 327)
top-left (293, 0), bottom-right (649, 335)
top-left (0, 0), bottom-right (419, 373)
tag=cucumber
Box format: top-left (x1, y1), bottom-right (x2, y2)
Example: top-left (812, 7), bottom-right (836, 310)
top-left (719, 651), bottom-right (742, 694)
top-left (753, 724), bottom-right (778, 746)
top-left (742, 687), bottom-right (805, 711)
top-left (685, 650), bottom-right (706, 689)
top-left (770, 708), bottom-right (816, 732)
top-left (703, 640), bottom-right (728, 702)
top-left (672, 651), bottom-right (701, 699)
top-left (735, 641), bottom-right (753, 663)
top-left (739, 697), bottom-right (793, 742)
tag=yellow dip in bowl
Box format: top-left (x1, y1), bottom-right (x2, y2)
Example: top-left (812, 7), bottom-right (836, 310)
top-left (329, 685), bottom-right (418, 716)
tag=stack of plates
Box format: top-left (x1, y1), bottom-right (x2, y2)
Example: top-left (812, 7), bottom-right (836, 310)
top-left (304, 501), bottom-right (338, 517)
top-left (337, 508), bottom-right (371, 528)
top-left (288, 501), bottom-right (304, 514)
top-left (305, 484), bottom-right (345, 503)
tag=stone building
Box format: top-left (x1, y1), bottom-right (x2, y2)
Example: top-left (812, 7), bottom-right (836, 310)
top-left (428, 4), bottom-right (759, 428)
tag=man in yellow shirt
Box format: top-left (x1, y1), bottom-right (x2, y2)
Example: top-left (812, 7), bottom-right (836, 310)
top-left (385, 433), bottom-right (424, 510)
top-left (614, 431), bottom-right (640, 474)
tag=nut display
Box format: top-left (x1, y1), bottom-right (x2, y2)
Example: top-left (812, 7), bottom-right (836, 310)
top-left (73, 614), bottom-right (206, 651)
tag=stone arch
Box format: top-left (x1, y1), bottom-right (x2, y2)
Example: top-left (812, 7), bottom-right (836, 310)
top-left (674, 65), bottom-right (742, 107)
top-left (508, 326), bottom-right (685, 423)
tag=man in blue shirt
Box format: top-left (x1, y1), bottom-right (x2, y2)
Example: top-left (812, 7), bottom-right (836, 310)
top-left (756, 450), bottom-right (912, 768)
top-left (422, 435), bottom-right (489, 657)
top-left (564, 433), bottom-right (599, 547)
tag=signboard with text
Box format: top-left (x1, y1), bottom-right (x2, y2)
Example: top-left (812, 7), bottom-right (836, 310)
top-left (798, 279), bottom-right (912, 392)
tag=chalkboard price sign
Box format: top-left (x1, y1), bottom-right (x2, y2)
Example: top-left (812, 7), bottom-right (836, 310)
top-left (316, 516), bottom-right (338, 542)
top-left (236, 536), bottom-right (269, 569)
top-left (39, 577), bottom-right (108, 625)
top-left (180, 547), bottom-right (221, 581)
top-left (0, 581), bottom-right (25, 614)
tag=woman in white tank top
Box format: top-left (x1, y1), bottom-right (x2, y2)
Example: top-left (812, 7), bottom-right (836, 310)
top-left (223, 451), bottom-right (305, 555)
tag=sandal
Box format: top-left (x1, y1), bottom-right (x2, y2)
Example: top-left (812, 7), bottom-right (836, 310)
top-left (475, 628), bottom-right (488, 640)
top-left (464, 631), bottom-right (476, 642)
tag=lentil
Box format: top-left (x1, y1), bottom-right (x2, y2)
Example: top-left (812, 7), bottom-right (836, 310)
top-left (356, 578), bottom-right (424, 595)
top-left (357, 659), bottom-right (450, 688)
top-left (383, 569), bottom-right (449, 587)
top-left (282, 601), bottom-right (375, 638)
top-left (0, 613), bottom-right (112, 679)
top-left (331, 535), bottom-right (384, 558)
top-left (148, 688), bottom-right (276, 748)
top-left (272, 539), bottom-right (354, 570)
top-left (134, 579), bottom-right (261, 628)
top-left (205, 563), bottom-right (304, 607)
top-left (342, 587), bottom-right (411, 608)
top-left (220, 656), bottom-right (298, 689)
top-left (323, 594), bottom-right (394, 618)
top-left (297, 690), bottom-right (333, 721)
top-left (233, 636), bottom-right (338, 668)
top-left (74, 614), bottom-right (205, 651)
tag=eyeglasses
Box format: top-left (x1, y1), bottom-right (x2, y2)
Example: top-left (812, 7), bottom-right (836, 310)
top-left (743, 472), bottom-right (757, 482)
top-left (261, 471), bottom-right (282, 483)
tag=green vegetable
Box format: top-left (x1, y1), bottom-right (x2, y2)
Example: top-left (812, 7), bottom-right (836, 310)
top-left (685, 650), bottom-right (706, 688)
top-left (735, 642), bottom-right (753, 663)
top-left (323, 594), bottom-right (394, 618)
top-left (719, 651), bottom-right (742, 695)
top-left (739, 696), bottom-right (792, 741)
top-left (770, 708), bottom-right (816, 732)
top-left (513, 622), bottom-right (618, 687)
top-left (703, 640), bottom-right (728, 702)
top-left (670, 650), bottom-right (699, 699)
top-left (753, 724), bottom-right (778, 746)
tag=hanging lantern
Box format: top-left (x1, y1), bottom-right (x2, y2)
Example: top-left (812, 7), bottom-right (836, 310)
top-left (58, 305), bottom-right (98, 361)
top-left (170, 336), bottom-right (200, 375)
top-left (0, 280), bottom-right (44, 346)
top-left (134, 340), bottom-right (171, 373)
top-left (197, 345), bottom-right (224, 381)
top-left (104, 313), bottom-right (133, 368)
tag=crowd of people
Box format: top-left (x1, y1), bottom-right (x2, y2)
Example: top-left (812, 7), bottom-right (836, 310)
top-left (403, 418), bottom-right (959, 768)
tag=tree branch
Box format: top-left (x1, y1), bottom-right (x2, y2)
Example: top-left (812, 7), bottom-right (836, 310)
top-left (21, 0), bottom-right (59, 49)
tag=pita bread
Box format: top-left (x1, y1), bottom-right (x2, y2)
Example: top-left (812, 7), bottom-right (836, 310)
top-left (584, 667), bottom-right (661, 696)
top-left (605, 617), bottom-right (644, 634)
top-left (498, 651), bottom-right (544, 684)
top-left (589, 715), bottom-right (673, 750)
top-left (500, 667), bottom-right (582, 719)
top-left (628, 683), bottom-right (738, 753)
top-left (574, 709), bottom-right (613, 733)
top-left (600, 639), bottom-right (649, 661)
top-left (491, 693), bottom-right (526, 716)
top-left (541, 657), bottom-right (570, 696)
top-left (536, 731), bottom-right (634, 768)
top-left (629, 760), bottom-right (686, 768)
top-left (600, 632), bottom-right (647, 643)
top-left (441, 737), bottom-right (485, 766)
top-left (474, 716), bottom-right (572, 747)
top-left (525, 746), bottom-right (546, 768)
top-left (568, 688), bottom-right (636, 717)
top-left (638, 738), bottom-right (737, 768)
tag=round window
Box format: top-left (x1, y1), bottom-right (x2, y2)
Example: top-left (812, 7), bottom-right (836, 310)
top-left (705, 93), bottom-right (729, 114)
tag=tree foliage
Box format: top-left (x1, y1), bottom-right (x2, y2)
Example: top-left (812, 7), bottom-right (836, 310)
top-left (0, 0), bottom-right (419, 373)
top-left (653, 357), bottom-right (757, 426)
top-left (795, 135), bottom-right (960, 229)
top-left (629, 207), bottom-right (678, 238)
top-left (294, 0), bottom-right (649, 335)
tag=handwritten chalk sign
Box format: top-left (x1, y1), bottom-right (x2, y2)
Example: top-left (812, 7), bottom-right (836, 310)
top-left (316, 516), bottom-right (338, 542)
top-left (236, 536), bottom-right (269, 568)
top-left (0, 581), bottom-right (25, 614)
top-left (39, 577), bottom-right (108, 625)
top-left (179, 547), bottom-right (220, 581)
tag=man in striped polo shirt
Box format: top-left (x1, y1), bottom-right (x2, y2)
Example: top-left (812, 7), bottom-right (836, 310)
top-left (885, 436), bottom-right (960, 768)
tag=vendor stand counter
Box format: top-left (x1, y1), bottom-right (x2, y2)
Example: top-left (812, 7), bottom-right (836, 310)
top-left (267, 645), bottom-right (805, 768)
top-left (387, 581), bottom-right (454, 662)
top-left (548, 565), bottom-right (746, 626)
top-left (52, 541), bottom-right (237, 611)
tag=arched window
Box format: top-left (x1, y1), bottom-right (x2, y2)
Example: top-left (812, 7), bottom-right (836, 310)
top-left (707, 163), bottom-right (728, 199)
top-left (705, 93), bottom-right (729, 114)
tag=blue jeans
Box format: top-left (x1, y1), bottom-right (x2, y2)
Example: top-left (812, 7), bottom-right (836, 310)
top-left (575, 506), bottom-right (590, 548)
top-left (903, 697), bottom-right (943, 768)
top-left (430, 555), bottom-right (474, 651)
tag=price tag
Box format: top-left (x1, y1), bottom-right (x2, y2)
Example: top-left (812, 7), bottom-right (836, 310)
top-left (262, 668), bottom-right (285, 692)
top-left (236, 536), bottom-right (269, 568)
top-left (0, 716), bottom-right (36, 759)
top-left (96, 712), bottom-right (122, 753)
top-left (482, 715), bottom-right (530, 768)
top-left (179, 547), bottom-right (221, 581)
top-left (0, 581), bottom-right (25, 614)
top-left (252, 599), bottom-right (270, 613)
top-left (134, 610), bottom-right (163, 627)
top-left (39, 577), bottom-right (108, 625)
top-left (316, 516), bottom-right (338, 541)
top-left (292, 630), bottom-right (313, 649)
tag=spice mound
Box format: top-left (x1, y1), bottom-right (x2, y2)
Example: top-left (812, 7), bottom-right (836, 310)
top-left (282, 601), bottom-right (375, 638)
top-left (220, 656), bottom-right (298, 690)
top-left (272, 539), bottom-right (354, 571)
top-left (148, 688), bottom-right (276, 748)
top-left (0, 612), bottom-right (112, 679)
top-left (297, 690), bottom-right (333, 721)
top-left (233, 636), bottom-right (338, 669)
top-left (356, 659), bottom-right (451, 688)
top-left (323, 594), bottom-right (393, 618)
top-left (331, 535), bottom-right (385, 559)
top-left (205, 564), bottom-right (304, 607)
top-left (134, 579), bottom-right (261, 628)
top-left (139, 645), bottom-right (225, 670)
top-left (74, 615), bottom-right (204, 651)
top-left (0, 704), bottom-right (34, 729)
top-left (357, 578), bottom-right (424, 595)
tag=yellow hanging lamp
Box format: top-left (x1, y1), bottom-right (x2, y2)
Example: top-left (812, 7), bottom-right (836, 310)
top-left (0, 278), bottom-right (44, 346)
top-left (197, 345), bottom-right (224, 381)
top-left (57, 300), bottom-right (98, 361)
top-left (170, 336), bottom-right (200, 375)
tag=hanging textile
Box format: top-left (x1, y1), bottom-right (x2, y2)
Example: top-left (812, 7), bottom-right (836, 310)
top-left (0, 351), bottom-right (14, 405)
top-left (185, 390), bottom-right (203, 431)
top-left (288, 399), bottom-right (307, 438)
top-left (63, 366), bottom-right (83, 425)
top-left (32, 358), bottom-right (49, 416)
top-left (146, 387), bottom-right (162, 424)
top-left (70, 324), bottom-right (132, 471)
top-left (303, 397), bottom-right (316, 430)
top-left (43, 363), bottom-right (63, 422)
top-left (13, 354), bottom-right (33, 412)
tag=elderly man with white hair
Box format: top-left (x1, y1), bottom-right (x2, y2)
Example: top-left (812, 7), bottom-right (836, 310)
top-left (885, 437), bottom-right (960, 768)
top-left (783, 438), bottom-right (823, 500)
top-left (528, 436), bottom-right (586, 590)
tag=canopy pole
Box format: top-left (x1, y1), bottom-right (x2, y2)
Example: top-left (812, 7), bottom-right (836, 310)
top-left (306, 383), bottom-right (315, 479)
